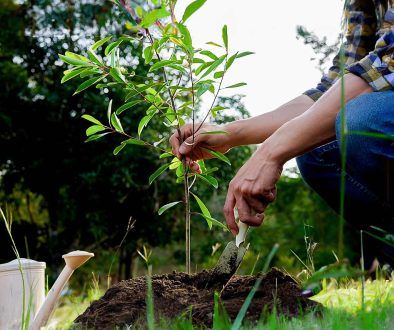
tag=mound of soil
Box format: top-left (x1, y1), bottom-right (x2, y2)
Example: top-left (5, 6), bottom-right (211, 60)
top-left (75, 268), bottom-right (317, 329)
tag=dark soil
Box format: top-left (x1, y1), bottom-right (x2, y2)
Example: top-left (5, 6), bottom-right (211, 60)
top-left (75, 268), bottom-right (317, 329)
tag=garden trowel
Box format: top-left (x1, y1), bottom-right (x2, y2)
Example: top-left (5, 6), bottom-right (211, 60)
top-left (208, 216), bottom-right (249, 286)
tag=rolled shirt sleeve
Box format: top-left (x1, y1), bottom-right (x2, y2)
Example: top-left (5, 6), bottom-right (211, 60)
top-left (304, 0), bottom-right (379, 101)
top-left (347, 25), bottom-right (394, 91)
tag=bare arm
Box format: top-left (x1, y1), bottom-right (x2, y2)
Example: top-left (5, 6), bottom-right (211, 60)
top-left (224, 73), bottom-right (373, 233)
top-left (225, 94), bottom-right (315, 147)
top-left (262, 74), bottom-right (372, 163)
top-left (170, 94), bottom-right (315, 160)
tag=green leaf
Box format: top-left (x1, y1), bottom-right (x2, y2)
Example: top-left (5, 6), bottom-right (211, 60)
top-left (81, 114), bottom-right (103, 126)
top-left (138, 114), bottom-right (154, 136)
top-left (85, 132), bottom-right (111, 142)
top-left (196, 174), bottom-right (218, 188)
top-left (116, 100), bottom-right (143, 115)
top-left (177, 23), bottom-right (192, 50)
top-left (200, 55), bottom-right (226, 79)
top-left (87, 50), bottom-right (103, 65)
top-left (149, 59), bottom-right (178, 72)
top-left (61, 67), bottom-right (85, 84)
top-left (65, 51), bottom-right (90, 63)
top-left (111, 113), bottom-right (124, 132)
top-left (113, 143), bottom-right (126, 155)
top-left (225, 52), bottom-right (238, 70)
top-left (191, 193), bottom-right (212, 228)
top-left (206, 41), bottom-right (222, 48)
top-left (196, 213), bottom-right (228, 230)
top-left (169, 157), bottom-right (181, 170)
top-left (176, 163), bottom-right (185, 177)
top-left (224, 82), bottom-right (247, 89)
top-left (59, 54), bottom-right (93, 67)
top-left (107, 99), bottom-right (113, 125)
top-left (195, 61), bottom-right (212, 76)
top-left (160, 152), bottom-right (173, 159)
top-left (167, 64), bottom-right (187, 74)
top-left (196, 81), bottom-right (212, 97)
top-left (211, 105), bottom-right (226, 118)
top-left (144, 46), bottom-right (153, 64)
top-left (149, 163), bottom-right (170, 184)
top-left (141, 8), bottom-right (170, 28)
top-left (91, 36), bottom-right (112, 51)
top-left (104, 40), bottom-right (123, 56)
top-left (222, 25), bottom-right (228, 51)
top-left (236, 51), bottom-right (255, 58)
top-left (79, 67), bottom-right (100, 78)
top-left (110, 50), bottom-right (116, 67)
top-left (200, 50), bottom-right (218, 60)
top-left (202, 148), bottom-right (231, 165)
top-left (109, 67), bottom-right (126, 83)
top-left (182, 0), bottom-right (207, 22)
top-left (158, 201), bottom-right (182, 215)
top-left (73, 76), bottom-right (104, 95)
top-left (86, 125), bottom-right (106, 136)
top-left (200, 130), bottom-right (228, 135)
top-left (135, 5), bottom-right (144, 18)
top-left (124, 138), bottom-right (146, 146)
top-left (213, 71), bottom-right (224, 79)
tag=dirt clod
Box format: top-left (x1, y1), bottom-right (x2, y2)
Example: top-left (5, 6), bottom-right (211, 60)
top-left (75, 268), bottom-right (317, 329)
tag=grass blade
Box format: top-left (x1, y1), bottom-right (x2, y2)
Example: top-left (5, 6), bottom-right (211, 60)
top-left (231, 244), bottom-right (279, 330)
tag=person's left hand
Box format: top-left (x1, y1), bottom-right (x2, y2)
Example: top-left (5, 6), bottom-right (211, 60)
top-left (223, 146), bottom-right (283, 235)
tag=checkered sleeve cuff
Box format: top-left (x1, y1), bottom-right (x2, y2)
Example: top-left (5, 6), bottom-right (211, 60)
top-left (303, 89), bottom-right (323, 102)
top-left (347, 54), bottom-right (393, 92)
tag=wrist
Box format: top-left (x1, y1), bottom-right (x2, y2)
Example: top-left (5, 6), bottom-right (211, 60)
top-left (257, 136), bottom-right (290, 166)
top-left (223, 120), bottom-right (250, 148)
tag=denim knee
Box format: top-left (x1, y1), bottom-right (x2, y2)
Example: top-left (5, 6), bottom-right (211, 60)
top-left (335, 91), bottom-right (394, 142)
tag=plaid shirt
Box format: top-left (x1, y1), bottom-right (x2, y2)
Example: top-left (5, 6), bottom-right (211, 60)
top-left (305, 0), bottom-right (394, 101)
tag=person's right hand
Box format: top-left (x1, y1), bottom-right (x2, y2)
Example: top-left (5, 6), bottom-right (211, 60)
top-left (169, 123), bottom-right (233, 162)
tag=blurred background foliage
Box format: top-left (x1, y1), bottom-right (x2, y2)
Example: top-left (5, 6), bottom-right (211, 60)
top-left (0, 0), bottom-right (355, 288)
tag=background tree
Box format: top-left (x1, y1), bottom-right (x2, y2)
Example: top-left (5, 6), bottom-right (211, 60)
top-left (0, 0), bottom-right (354, 285)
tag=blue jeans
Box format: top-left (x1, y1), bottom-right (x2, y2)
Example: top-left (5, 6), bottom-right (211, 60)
top-left (296, 91), bottom-right (394, 266)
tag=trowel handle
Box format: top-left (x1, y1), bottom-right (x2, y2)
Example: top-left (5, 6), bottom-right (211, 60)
top-left (235, 221), bottom-right (249, 247)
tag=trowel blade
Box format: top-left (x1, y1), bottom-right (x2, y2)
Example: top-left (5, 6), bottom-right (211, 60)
top-left (212, 241), bottom-right (248, 277)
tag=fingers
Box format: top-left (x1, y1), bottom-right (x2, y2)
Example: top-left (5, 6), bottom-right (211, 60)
top-left (236, 197), bottom-right (264, 227)
top-left (243, 195), bottom-right (267, 214)
top-left (223, 192), bottom-right (237, 235)
top-left (169, 131), bottom-right (181, 159)
top-left (179, 134), bottom-right (201, 156)
top-left (188, 160), bottom-right (201, 174)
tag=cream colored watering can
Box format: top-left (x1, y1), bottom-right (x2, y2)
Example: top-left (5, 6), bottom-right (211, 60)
top-left (0, 250), bottom-right (94, 330)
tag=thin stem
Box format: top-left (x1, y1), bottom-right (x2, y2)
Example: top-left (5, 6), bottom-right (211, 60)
top-left (184, 175), bottom-right (191, 274)
top-left (194, 59), bottom-right (227, 134)
top-left (105, 126), bottom-right (169, 154)
top-left (145, 28), bottom-right (192, 274)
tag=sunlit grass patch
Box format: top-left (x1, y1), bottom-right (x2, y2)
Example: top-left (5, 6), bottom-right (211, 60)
top-left (311, 278), bottom-right (394, 313)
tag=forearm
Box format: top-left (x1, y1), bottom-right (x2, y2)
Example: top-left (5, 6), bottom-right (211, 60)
top-left (224, 95), bottom-right (315, 147)
top-left (261, 74), bottom-right (373, 164)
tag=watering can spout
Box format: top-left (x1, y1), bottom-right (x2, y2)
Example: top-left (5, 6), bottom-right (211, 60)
top-left (30, 250), bottom-right (94, 330)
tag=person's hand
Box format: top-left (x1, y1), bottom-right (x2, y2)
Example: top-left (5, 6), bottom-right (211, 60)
top-left (223, 145), bottom-right (283, 235)
top-left (169, 123), bottom-right (233, 162)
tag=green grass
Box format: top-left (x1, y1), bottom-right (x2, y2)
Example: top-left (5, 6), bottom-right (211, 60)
top-left (46, 276), bottom-right (393, 329)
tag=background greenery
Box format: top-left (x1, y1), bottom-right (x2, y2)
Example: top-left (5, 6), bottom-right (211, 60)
top-left (0, 0), bottom-right (357, 287)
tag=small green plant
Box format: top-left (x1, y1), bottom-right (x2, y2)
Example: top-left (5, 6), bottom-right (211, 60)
top-left (59, 0), bottom-right (253, 274)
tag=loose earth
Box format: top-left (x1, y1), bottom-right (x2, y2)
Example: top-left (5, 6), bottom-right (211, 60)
top-left (75, 268), bottom-right (317, 329)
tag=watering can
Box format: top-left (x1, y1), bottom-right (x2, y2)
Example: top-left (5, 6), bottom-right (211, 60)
top-left (0, 250), bottom-right (94, 329)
